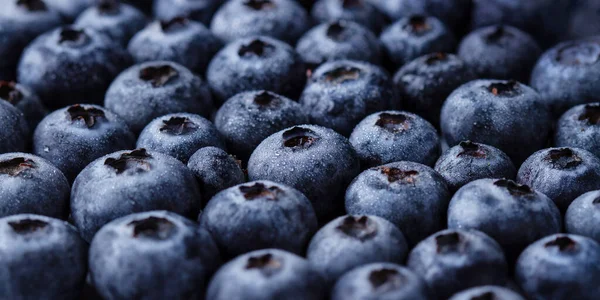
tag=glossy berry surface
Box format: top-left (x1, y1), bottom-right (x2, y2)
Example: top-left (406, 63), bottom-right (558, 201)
top-left (187, 146), bottom-right (245, 200)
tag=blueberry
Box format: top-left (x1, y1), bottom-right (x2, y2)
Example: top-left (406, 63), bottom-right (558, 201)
top-left (407, 229), bottom-right (509, 299)
top-left (137, 113), bottom-right (225, 163)
top-left (345, 161), bottom-right (450, 246)
top-left (248, 125), bottom-right (360, 221)
top-left (331, 263), bottom-right (430, 300)
top-left (515, 234), bottom-right (600, 300)
top-left (18, 26), bottom-right (131, 109)
top-left (128, 17), bottom-right (223, 75)
top-left (0, 153), bottom-right (70, 219)
top-left (153, 0), bottom-right (225, 25)
top-left (441, 80), bottom-right (552, 165)
top-left (74, 0), bottom-right (148, 46)
top-left (187, 146), bottom-right (245, 200)
top-left (0, 100), bottom-right (30, 154)
top-left (0, 81), bottom-right (48, 130)
top-left (105, 61), bottom-right (213, 133)
top-left (0, 214), bottom-right (87, 299)
top-left (210, 0), bottom-right (309, 44)
top-left (448, 178), bottom-right (561, 262)
top-left (307, 215), bottom-right (408, 285)
top-left (44, 0), bottom-right (94, 21)
top-left (296, 21), bottom-right (383, 69)
top-left (517, 147), bottom-right (600, 212)
top-left (215, 90), bottom-right (308, 161)
top-left (33, 104), bottom-right (136, 181)
top-left (207, 248), bottom-right (327, 300)
top-left (89, 211), bottom-right (221, 299)
top-left (71, 149), bottom-right (201, 241)
top-left (350, 111), bottom-right (440, 168)
top-left (434, 141), bottom-right (516, 192)
top-left (207, 36), bottom-right (306, 105)
top-left (200, 180), bottom-right (317, 258)
top-left (458, 25), bottom-right (541, 83)
top-left (470, 0), bottom-right (571, 47)
top-left (300, 60), bottom-right (396, 136)
top-left (565, 190), bottom-right (600, 243)
top-left (555, 103), bottom-right (600, 158)
top-left (568, 0), bottom-right (600, 39)
top-left (393, 53), bottom-right (476, 127)
top-left (311, 0), bottom-right (385, 34)
top-left (448, 286), bottom-right (525, 300)
top-left (380, 15), bottom-right (456, 69)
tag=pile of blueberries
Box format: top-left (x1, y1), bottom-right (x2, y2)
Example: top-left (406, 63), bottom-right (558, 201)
top-left (2, 0), bottom-right (600, 299)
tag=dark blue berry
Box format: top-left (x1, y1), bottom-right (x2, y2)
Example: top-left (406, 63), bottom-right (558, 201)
top-left (0, 100), bottom-right (30, 154)
top-left (45, 0), bottom-right (94, 21)
top-left (312, 0), bottom-right (385, 34)
top-left (448, 286), bottom-right (525, 300)
top-left (153, 0), bottom-right (224, 25)
top-left (187, 146), bottom-right (245, 200)
top-left (555, 103), bottom-right (600, 158)
top-left (565, 190), bottom-right (600, 243)
top-left (568, 0), bottom-right (600, 39)
top-left (0, 81), bottom-right (47, 130)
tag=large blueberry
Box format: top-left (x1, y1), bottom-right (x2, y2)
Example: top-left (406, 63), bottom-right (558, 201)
top-left (555, 103), bottom-right (600, 158)
top-left (565, 190), bottom-right (600, 243)
top-left (187, 147), bottom-right (245, 200)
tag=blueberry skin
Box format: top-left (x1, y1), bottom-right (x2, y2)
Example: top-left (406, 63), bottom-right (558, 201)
top-left (566, 190), bottom-right (600, 243)
top-left (153, 0), bottom-right (225, 25)
top-left (89, 211), bottom-right (221, 300)
top-left (448, 178), bottom-right (561, 262)
top-left (137, 113), bottom-right (225, 163)
top-left (75, 1), bottom-right (148, 46)
top-left (441, 80), bottom-right (552, 165)
top-left (210, 0), bottom-right (309, 44)
top-left (200, 180), bottom-right (318, 258)
top-left (345, 161), bottom-right (450, 246)
top-left (0, 100), bottom-right (30, 154)
top-left (568, 0), bottom-right (600, 39)
top-left (248, 125), bottom-right (360, 221)
top-left (458, 25), bottom-right (541, 83)
top-left (380, 15), bottom-right (456, 69)
top-left (350, 110), bottom-right (440, 168)
top-left (394, 53), bottom-right (476, 127)
top-left (207, 248), bottom-right (327, 300)
top-left (332, 262), bottom-right (429, 300)
top-left (531, 38), bottom-right (600, 116)
top-left (33, 104), bottom-right (136, 181)
top-left (555, 103), bottom-right (600, 158)
top-left (71, 149), bottom-right (201, 242)
top-left (44, 0), bottom-right (94, 21)
top-left (448, 286), bottom-right (525, 300)
top-left (312, 0), bottom-right (385, 34)
top-left (207, 36), bottom-right (306, 105)
top-left (0, 153), bottom-right (70, 219)
top-left (128, 17), bottom-right (223, 75)
top-left (18, 26), bottom-right (131, 109)
top-left (517, 147), bottom-right (600, 212)
top-left (515, 234), bottom-right (600, 300)
top-left (0, 81), bottom-right (48, 131)
top-left (296, 21), bottom-right (383, 68)
top-left (0, 214), bottom-right (87, 300)
top-left (407, 229), bottom-right (509, 299)
top-left (215, 90), bottom-right (308, 161)
top-left (105, 61), bottom-right (213, 133)
top-left (307, 215), bottom-right (408, 285)
top-left (300, 60), bottom-right (396, 136)
top-left (434, 141), bottom-right (516, 192)
top-left (187, 147), bottom-right (245, 200)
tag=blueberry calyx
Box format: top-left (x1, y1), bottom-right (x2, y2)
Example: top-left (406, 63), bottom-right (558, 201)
top-left (404, 16), bottom-right (431, 34)
top-left (253, 91), bottom-right (278, 107)
top-left (494, 179), bottom-right (533, 196)
top-left (457, 141), bottom-right (487, 158)
top-left (487, 81), bottom-right (520, 97)
top-left (593, 197), bottom-right (600, 205)
top-left (471, 291), bottom-right (496, 300)
top-left (16, 0), bottom-right (47, 11)
top-left (238, 39), bottom-right (274, 57)
top-left (578, 104), bottom-right (600, 125)
top-left (9, 219), bottom-right (48, 234)
top-left (160, 17), bottom-right (188, 32)
top-left (105, 149), bottom-right (152, 174)
top-left (282, 127), bottom-right (319, 149)
top-left (0, 157), bottom-right (36, 176)
top-left (336, 216), bottom-right (378, 241)
top-left (326, 21), bottom-right (347, 41)
top-left (97, 0), bottom-right (120, 15)
top-left (485, 26), bottom-right (510, 43)
top-left (239, 182), bottom-right (281, 201)
top-left (58, 28), bottom-right (89, 46)
top-left (544, 148), bottom-right (582, 169)
top-left (243, 0), bottom-right (275, 10)
top-left (368, 268), bottom-right (405, 292)
top-left (425, 53), bottom-right (448, 65)
top-left (544, 236), bottom-right (578, 252)
top-left (323, 66), bottom-right (361, 84)
top-left (378, 167), bottom-right (419, 184)
top-left (435, 232), bottom-right (463, 253)
top-left (129, 217), bottom-right (176, 240)
top-left (159, 117), bottom-right (198, 135)
top-left (0, 81), bottom-right (23, 104)
top-left (139, 65), bottom-right (179, 88)
top-left (556, 42), bottom-right (600, 65)
top-left (67, 105), bottom-right (106, 128)
top-left (375, 113), bottom-right (411, 133)
top-left (245, 253), bottom-right (282, 277)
